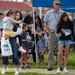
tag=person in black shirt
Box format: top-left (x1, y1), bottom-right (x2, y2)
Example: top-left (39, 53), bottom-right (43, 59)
top-left (56, 12), bottom-right (74, 74)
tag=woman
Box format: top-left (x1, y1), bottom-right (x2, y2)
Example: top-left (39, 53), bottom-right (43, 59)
top-left (31, 15), bottom-right (43, 63)
top-left (56, 12), bottom-right (74, 74)
top-left (1, 10), bottom-right (20, 75)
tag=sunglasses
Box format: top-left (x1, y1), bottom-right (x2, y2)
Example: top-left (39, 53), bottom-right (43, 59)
top-left (55, 3), bottom-right (61, 5)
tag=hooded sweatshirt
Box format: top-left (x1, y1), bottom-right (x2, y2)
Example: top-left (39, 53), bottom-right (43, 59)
top-left (2, 16), bottom-right (21, 31)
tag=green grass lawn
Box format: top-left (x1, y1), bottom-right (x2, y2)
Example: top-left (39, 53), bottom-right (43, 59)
top-left (27, 51), bottom-right (75, 69)
top-left (0, 51), bottom-right (75, 69)
top-left (0, 72), bottom-right (75, 75)
top-left (0, 51), bottom-right (75, 75)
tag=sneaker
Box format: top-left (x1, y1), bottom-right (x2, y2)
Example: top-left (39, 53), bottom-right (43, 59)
top-left (18, 47), bottom-right (26, 53)
top-left (63, 68), bottom-right (69, 74)
top-left (21, 65), bottom-right (25, 69)
top-left (56, 68), bottom-right (60, 74)
top-left (25, 65), bottom-right (30, 69)
top-left (47, 67), bottom-right (53, 71)
top-left (1, 69), bottom-right (6, 74)
top-left (15, 70), bottom-right (19, 75)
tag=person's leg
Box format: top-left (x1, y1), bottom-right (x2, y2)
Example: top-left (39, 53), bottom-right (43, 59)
top-left (17, 35), bottom-right (26, 53)
top-left (1, 56), bottom-right (8, 74)
top-left (57, 44), bottom-right (64, 68)
top-left (24, 54), bottom-right (27, 65)
top-left (17, 35), bottom-right (22, 46)
top-left (64, 45), bottom-right (70, 67)
top-left (41, 52), bottom-right (44, 63)
top-left (56, 40), bottom-right (64, 74)
top-left (63, 45), bottom-right (70, 74)
top-left (24, 48), bottom-right (30, 68)
top-left (20, 54), bottom-right (23, 66)
top-left (9, 38), bottom-right (20, 74)
top-left (56, 37), bottom-right (63, 70)
top-left (20, 54), bottom-right (25, 69)
top-left (48, 33), bottom-right (57, 70)
top-left (32, 45), bottom-right (36, 63)
top-left (39, 52), bottom-right (42, 63)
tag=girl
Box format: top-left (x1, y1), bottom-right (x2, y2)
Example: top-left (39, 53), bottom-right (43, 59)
top-left (56, 12), bottom-right (74, 74)
top-left (37, 32), bottom-right (46, 64)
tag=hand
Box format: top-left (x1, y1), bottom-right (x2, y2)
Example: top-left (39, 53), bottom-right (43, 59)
top-left (4, 34), bottom-right (10, 39)
top-left (38, 33), bottom-right (42, 37)
top-left (61, 29), bottom-right (65, 34)
top-left (30, 25), bottom-right (34, 31)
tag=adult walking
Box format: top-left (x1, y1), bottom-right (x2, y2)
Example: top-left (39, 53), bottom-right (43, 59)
top-left (43, 0), bottom-right (64, 70)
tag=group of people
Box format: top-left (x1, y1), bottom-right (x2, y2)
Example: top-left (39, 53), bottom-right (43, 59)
top-left (0, 8), bottom-right (47, 75)
top-left (0, 0), bottom-right (74, 75)
top-left (43, 0), bottom-right (74, 74)
top-left (0, 10), bottom-right (34, 75)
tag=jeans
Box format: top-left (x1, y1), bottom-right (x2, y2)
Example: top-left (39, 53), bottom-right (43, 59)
top-left (2, 37), bottom-right (20, 66)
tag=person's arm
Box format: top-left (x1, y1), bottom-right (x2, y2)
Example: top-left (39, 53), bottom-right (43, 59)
top-left (44, 22), bottom-right (51, 34)
top-left (22, 39), bottom-right (30, 42)
top-left (35, 31), bottom-right (42, 36)
top-left (10, 18), bottom-right (22, 25)
top-left (30, 25), bottom-right (42, 37)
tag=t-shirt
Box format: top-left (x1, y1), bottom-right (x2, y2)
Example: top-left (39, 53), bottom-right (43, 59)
top-left (0, 20), bottom-right (4, 27)
top-left (21, 31), bottom-right (29, 48)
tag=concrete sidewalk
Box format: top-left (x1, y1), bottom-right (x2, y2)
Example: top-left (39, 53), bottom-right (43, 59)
top-left (0, 68), bottom-right (75, 74)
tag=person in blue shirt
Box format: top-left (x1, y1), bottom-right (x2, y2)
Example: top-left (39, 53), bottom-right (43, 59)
top-left (0, 20), bottom-right (4, 27)
top-left (20, 23), bottom-right (31, 69)
top-left (0, 13), bottom-right (4, 27)
top-left (0, 13), bottom-right (4, 39)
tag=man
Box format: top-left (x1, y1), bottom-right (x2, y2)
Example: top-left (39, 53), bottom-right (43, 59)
top-left (43, 0), bottom-right (64, 71)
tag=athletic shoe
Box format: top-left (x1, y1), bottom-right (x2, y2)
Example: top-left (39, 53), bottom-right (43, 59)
top-left (15, 70), bottom-right (19, 75)
top-left (1, 69), bottom-right (6, 74)
top-left (18, 47), bottom-right (26, 53)
top-left (56, 68), bottom-right (60, 74)
top-left (63, 68), bottom-right (69, 74)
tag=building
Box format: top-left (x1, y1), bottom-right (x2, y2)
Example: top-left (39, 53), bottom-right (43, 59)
top-left (0, 1), bottom-right (32, 16)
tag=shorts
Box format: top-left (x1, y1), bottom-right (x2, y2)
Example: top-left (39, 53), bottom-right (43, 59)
top-left (39, 46), bottom-right (46, 53)
top-left (21, 48), bottom-right (29, 56)
top-left (58, 40), bottom-right (71, 45)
